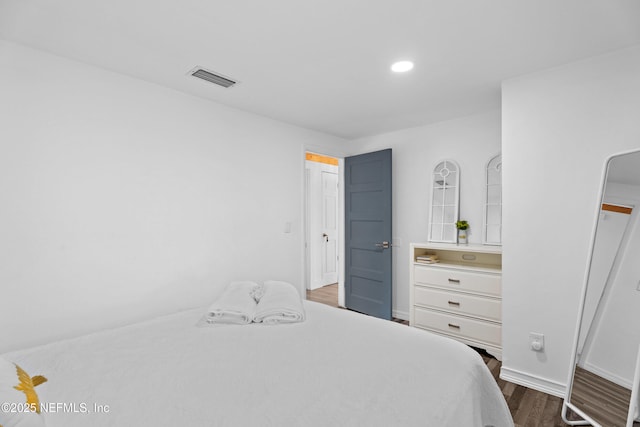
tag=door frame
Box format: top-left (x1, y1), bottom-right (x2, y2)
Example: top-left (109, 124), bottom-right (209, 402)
top-left (302, 147), bottom-right (346, 306)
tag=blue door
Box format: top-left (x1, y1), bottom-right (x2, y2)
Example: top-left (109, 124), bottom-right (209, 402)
top-left (344, 149), bottom-right (392, 320)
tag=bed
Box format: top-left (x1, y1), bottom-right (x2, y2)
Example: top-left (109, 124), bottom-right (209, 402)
top-left (2, 301), bottom-right (513, 426)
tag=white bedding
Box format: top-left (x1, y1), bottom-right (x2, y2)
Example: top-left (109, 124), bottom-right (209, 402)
top-left (4, 302), bottom-right (513, 427)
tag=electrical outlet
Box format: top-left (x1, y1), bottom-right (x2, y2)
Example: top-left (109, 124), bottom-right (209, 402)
top-left (530, 332), bottom-right (544, 352)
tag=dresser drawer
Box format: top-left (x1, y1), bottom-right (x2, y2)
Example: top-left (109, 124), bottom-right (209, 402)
top-left (414, 307), bottom-right (502, 346)
top-left (414, 286), bottom-right (501, 322)
top-left (414, 265), bottom-right (501, 296)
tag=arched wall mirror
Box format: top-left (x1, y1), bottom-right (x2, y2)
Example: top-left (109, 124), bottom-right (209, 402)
top-left (429, 160), bottom-right (460, 243)
top-left (484, 154), bottom-right (502, 245)
top-left (563, 149), bottom-right (640, 427)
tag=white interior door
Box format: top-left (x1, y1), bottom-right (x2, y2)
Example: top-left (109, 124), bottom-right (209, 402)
top-left (305, 155), bottom-right (339, 290)
top-left (321, 169), bottom-right (338, 285)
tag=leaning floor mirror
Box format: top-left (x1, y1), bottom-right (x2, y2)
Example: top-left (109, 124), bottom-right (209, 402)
top-left (563, 149), bottom-right (640, 427)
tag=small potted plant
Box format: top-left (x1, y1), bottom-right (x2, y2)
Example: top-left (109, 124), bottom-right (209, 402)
top-left (456, 220), bottom-right (469, 245)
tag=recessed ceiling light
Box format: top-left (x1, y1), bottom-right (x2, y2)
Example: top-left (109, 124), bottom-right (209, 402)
top-left (391, 61), bottom-right (414, 73)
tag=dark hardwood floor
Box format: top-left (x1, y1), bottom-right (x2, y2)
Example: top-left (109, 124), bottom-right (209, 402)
top-left (307, 284), bottom-right (571, 427)
top-left (571, 366), bottom-right (639, 427)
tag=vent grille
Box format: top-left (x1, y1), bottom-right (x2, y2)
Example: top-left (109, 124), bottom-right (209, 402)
top-left (189, 67), bottom-right (237, 88)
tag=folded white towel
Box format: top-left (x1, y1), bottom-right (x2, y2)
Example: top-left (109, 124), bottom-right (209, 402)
top-left (253, 281), bottom-right (306, 325)
top-left (206, 281), bottom-right (259, 325)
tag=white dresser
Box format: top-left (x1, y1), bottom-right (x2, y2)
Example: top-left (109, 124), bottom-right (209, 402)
top-left (409, 243), bottom-right (502, 360)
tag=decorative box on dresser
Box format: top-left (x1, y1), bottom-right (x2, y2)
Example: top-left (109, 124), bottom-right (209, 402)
top-left (410, 243), bottom-right (502, 360)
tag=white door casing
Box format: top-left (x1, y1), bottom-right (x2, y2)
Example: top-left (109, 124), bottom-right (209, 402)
top-left (305, 158), bottom-right (339, 290)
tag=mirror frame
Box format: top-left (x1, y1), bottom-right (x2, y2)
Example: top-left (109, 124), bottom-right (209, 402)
top-left (562, 148), bottom-right (640, 427)
top-left (483, 153), bottom-right (502, 246)
top-left (428, 159), bottom-right (460, 243)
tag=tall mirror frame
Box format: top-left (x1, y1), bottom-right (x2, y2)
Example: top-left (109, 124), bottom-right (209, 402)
top-left (563, 148), bottom-right (640, 427)
top-left (483, 154), bottom-right (502, 246)
top-left (428, 159), bottom-right (460, 243)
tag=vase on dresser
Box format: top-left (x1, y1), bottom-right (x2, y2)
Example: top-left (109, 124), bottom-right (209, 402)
top-left (457, 229), bottom-right (468, 245)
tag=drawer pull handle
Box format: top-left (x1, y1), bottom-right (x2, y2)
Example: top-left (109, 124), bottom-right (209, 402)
top-left (447, 301), bottom-right (460, 307)
top-left (448, 323), bottom-right (461, 329)
top-left (448, 278), bottom-right (461, 284)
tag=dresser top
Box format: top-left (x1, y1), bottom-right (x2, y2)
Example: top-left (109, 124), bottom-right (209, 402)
top-left (411, 242), bottom-right (502, 255)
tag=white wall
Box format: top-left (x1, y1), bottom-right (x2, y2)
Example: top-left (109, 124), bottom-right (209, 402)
top-left (350, 111), bottom-right (502, 319)
top-left (501, 44), bottom-right (640, 395)
top-left (0, 40), bottom-right (345, 353)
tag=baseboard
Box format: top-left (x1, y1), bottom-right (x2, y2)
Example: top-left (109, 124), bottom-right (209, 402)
top-left (500, 365), bottom-right (566, 398)
top-left (329, 305), bottom-right (409, 320)
top-left (392, 309), bottom-right (409, 321)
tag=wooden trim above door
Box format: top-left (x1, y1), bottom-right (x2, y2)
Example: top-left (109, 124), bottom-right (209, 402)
top-left (602, 204), bottom-right (633, 215)
top-left (306, 152), bottom-right (339, 166)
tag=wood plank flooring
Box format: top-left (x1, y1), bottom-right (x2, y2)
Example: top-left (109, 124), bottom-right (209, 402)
top-left (307, 284), bottom-right (571, 426)
top-left (571, 366), bottom-right (638, 427)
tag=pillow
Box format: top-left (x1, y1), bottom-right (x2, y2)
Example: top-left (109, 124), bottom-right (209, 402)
top-left (0, 356), bottom-right (47, 427)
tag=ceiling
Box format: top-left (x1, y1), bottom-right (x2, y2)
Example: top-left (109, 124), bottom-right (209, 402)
top-left (1, 1), bottom-right (640, 139)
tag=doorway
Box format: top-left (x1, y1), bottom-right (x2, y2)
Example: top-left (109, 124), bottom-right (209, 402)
top-left (305, 152), bottom-right (341, 295)
top-left (303, 149), bottom-right (393, 316)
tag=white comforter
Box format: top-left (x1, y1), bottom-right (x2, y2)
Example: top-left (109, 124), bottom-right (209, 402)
top-left (4, 302), bottom-right (513, 427)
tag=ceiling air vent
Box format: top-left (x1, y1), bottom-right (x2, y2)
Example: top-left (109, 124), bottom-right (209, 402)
top-left (189, 67), bottom-right (237, 88)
